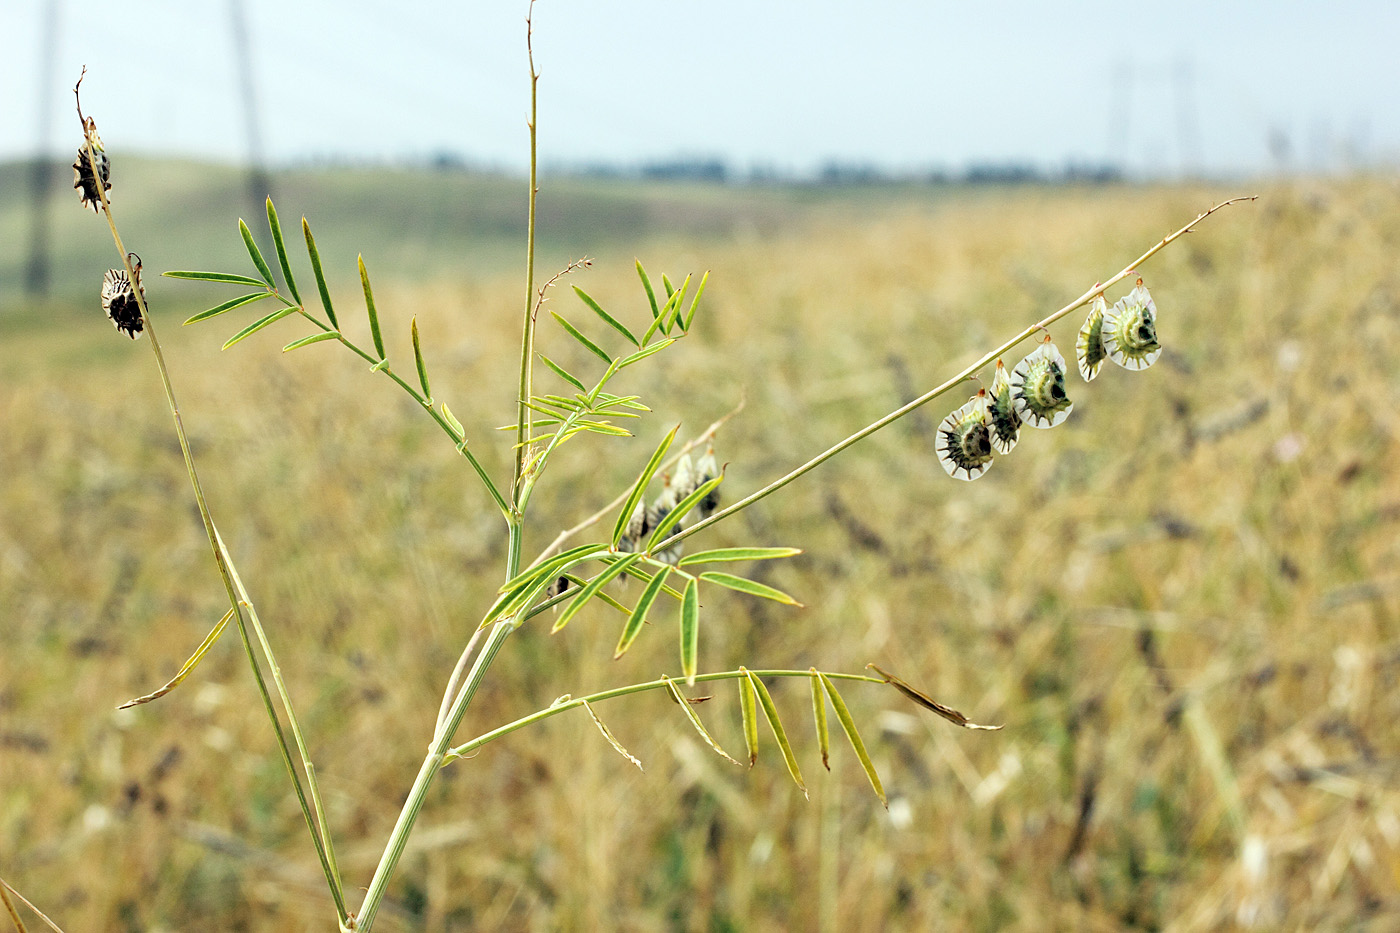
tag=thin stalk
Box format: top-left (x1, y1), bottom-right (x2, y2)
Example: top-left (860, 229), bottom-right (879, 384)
top-left (657, 197), bottom-right (1256, 553)
top-left (355, 621), bottom-right (514, 931)
top-left (512, 7), bottom-right (541, 508)
top-left (447, 669), bottom-right (886, 759)
top-left (78, 105), bottom-right (348, 922)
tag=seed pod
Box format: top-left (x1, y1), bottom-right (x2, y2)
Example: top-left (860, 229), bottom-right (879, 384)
top-left (987, 359), bottom-right (1020, 454)
top-left (695, 444), bottom-right (721, 518)
top-left (1076, 294), bottom-right (1108, 381)
top-left (672, 453), bottom-right (696, 501)
top-left (1011, 336), bottom-right (1073, 428)
top-left (936, 390), bottom-right (995, 481)
top-left (650, 472), bottom-right (684, 563)
top-left (72, 119), bottom-right (111, 213)
top-left (101, 268), bottom-right (144, 339)
top-left (1103, 282), bottom-right (1161, 371)
top-left (618, 501), bottom-right (651, 552)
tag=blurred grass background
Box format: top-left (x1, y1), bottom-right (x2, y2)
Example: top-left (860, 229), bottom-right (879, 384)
top-left (3, 163), bottom-right (1399, 931)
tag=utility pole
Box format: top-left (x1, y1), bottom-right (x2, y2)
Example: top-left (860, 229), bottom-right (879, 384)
top-left (24, 0), bottom-right (61, 298)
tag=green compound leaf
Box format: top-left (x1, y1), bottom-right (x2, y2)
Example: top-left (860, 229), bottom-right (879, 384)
top-left (550, 311), bottom-right (613, 366)
top-left (612, 424), bottom-right (680, 546)
top-left (553, 553), bottom-right (643, 634)
top-left (359, 255), bottom-right (386, 360)
top-left (664, 676), bottom-right (741, 765)
top-left (302, 217), bottom-right (339, 329)
top-left (615, 566), bottom-right (670, 659)
top-left (698, 572), bottom-right (803, 606)
top-left (680, 577), bottom-right (700, 684)
top-left (239, 218), bottom-right (276, 287)
top-left (540, 354), bottom-right (587, 392)
top-left (810, 669), bottom-right (830, 771)
top-left (744, 669), bottom-right (807, 798)
top-left (265, 198), bottom-right (301, 305)
top-left (222, 306), bottom-right (297, 349)
top-left (819, 673), bottom-right (886, 806)
top-left (283, 331), bottom-right (339, 352)
top-left (573, 286), bottom-right (639, 347)
top-left (739, 670), bottom-right (759, 767)
top-left (411, 317), bottom-right (431, 400)
top-left (164, 270), bottom-right (271, 288)
top-left (182, 291), bottom-right (274, 326)
top-left (678, 547), bottom-right (802, 568)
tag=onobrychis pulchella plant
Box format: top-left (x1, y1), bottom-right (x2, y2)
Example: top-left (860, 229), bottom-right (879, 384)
top-left (57, 32), bottom-right (1253, 928)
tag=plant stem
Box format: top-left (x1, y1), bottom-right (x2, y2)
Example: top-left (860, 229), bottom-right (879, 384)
top-left (512, 9), bottom-right (541, 508)
top-left (79, 116), bottom-right (348, 922)
top-left (658, 197), bottom-right (1256, 553)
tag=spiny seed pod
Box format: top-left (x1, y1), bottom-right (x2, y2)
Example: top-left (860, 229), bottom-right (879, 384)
top-left (101, 268), bottom-right (144, 339)
top-left (72, 120), bottom-right (111, 213)
top-left (1011, 336), bottom-right (1072, 428)
top-left (936, 390), bottom-right (995, 481)
top-left (1103, 281), bottom-right (1161, 371)
top-left (695, 443), bottom-right (720, 518)
top-left (987, 359), bottom-right (1020, 454)
top-left (1076, 294), bottom-right (1109, 382)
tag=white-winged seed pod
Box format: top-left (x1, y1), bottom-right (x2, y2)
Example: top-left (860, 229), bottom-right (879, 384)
top-left (936, 390), bottom-right (995, 481)
top-left (618, 501), bottom-right (651, 553)
top-left (1076, 294), bottom-right (1109, 381)
top-left (650, 472), bottom-right (684, 563)
top-left (987, 359), bottom-right (1020, 454)
top-left (72, 119), bottom-right (111, 213)
top-left (672, 453), bottom-right (696, 502)
top-left (1011, 336), bottom-right (1073, 428)
top-left (101, 269), bottom-right (144, 339)
top-left (1103, 281), bottom-right (1161, 371)
top-left (695, 443), bottom-right (720, 518)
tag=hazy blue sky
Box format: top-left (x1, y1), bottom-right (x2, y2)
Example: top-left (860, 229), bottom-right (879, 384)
top-left (4, 1), bottom-right (1396, 178)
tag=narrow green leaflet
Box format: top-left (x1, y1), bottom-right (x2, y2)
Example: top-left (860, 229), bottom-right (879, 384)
top-left (441, 403), bottom-right (465, 441)
top-left (698, 572), bottom-right (802, 606)
top-left (744, 669), bottom-right (807, 798)
top-left (577, 419), bottom-right (633, 438)
top-left (499, 543), bottom-right (604, 595)
top-left (819, 673), bottom-right (886, 806)
top-left (573, 286), bottom-right (639, 347)
top-left (302, 217), bottom-right (339, 329)
top-left (239, 218), bottom-right (276, 286)
top-left (117, 608), bottom-right (235, 709)
top-left (648, 474), bottom-right (723, 551)
top-left (582, 700), bottom-right (643, 771)
top-left (680, 577), bottom-right (700, 684)
top-left (611, 423), bottom-right (680, 546)
top-left (553, 553), bottom-right (643, 633)
top-left (641, 280), bottom-right (688, 344)
top-left (265, 198), bottom-right (301, 305)
top-left (682, 271), bottom-right (709, 331)
top-left (615, 566), bottom-right (670, 658)
top-left (810, 669), bottom-right (830, 770)
top-left (619, 562), bottom-right (686, 603)
top-left (182, 292), bottom-right (273, 326)
top-left (539, 354), bottom-right (587, 392)
top-left (617, 339), bottom-right (675, 368)
top-left (678, 547), bottom-right (802, 568)
top-left (164, 270), bottom-right (270, 288)
top-left (411, 317), bottom-right (432, 400)
top-left (867, 664), bottom-right (1003, 731)
top-left (550, 311), bottom-right (613, 365)
top-left (283, 332), bottom-right (339, 352)
top-left (222, 306), bottom-right (298, 349)
top-left (661, 273), bottom-right (675, 300)
top-left (740, 669), bottom-right (759, 767)
top-left (359, 255), bottom-right (386, 359)
top-left (663, 676), bottom-right (741, 765)
top-left (636, 259), bottom-right (660, 319)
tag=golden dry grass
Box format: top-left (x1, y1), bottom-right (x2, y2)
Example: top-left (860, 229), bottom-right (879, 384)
top-left (4, 177), bottom-right (1400, 931)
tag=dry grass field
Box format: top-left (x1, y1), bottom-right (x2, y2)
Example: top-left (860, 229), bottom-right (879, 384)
top-left (3, 171), bottom-right (1400, 931)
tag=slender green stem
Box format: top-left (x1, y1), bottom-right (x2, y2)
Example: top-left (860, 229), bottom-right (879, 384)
top-left (79, 117), bottom-right (348, 922)
top-left (446, 669), bottom-right (885, 760)
top-left (512, 14), bottom-right (541, 509)
top-left (657, 197), bottom-right (1257, 553)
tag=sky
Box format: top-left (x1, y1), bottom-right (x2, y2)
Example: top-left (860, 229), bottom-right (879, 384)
top-left (3, 1), bottom-right (1397, 179)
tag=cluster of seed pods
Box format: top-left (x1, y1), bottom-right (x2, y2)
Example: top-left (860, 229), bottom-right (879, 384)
top-left (619, 443), bottom-right (721, 561)
top-left (936, 280), bottom-right (1161, 481)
